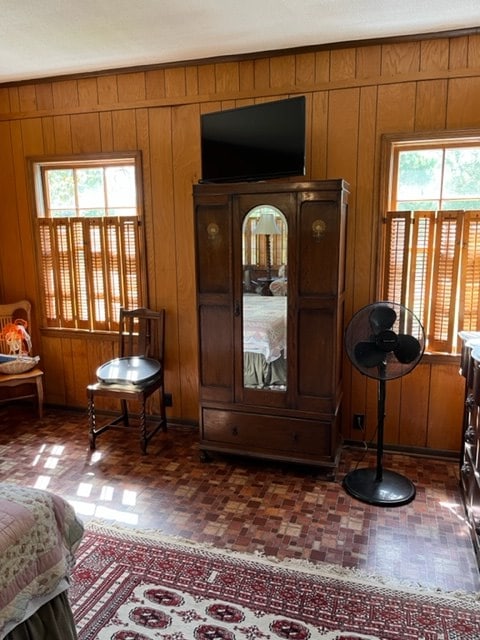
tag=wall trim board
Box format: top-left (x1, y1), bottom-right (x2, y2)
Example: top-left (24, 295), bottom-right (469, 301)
top-left (1, 66), bottom-right (480, 123)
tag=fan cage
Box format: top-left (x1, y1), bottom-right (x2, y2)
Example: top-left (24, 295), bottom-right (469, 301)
top-left (345, 301), bottom-right (425, 381)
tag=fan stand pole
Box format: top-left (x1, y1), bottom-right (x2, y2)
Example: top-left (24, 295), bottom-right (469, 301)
top-left (375, 377), bottom-right (385, 483)
top-left (343, 366), bottom-right (416, 507)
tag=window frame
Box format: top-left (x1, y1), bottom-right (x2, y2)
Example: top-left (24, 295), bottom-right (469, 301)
top-left (379, 130), bottom-right (480, 358)
top-left (27, 151), bottom-right (148, 334)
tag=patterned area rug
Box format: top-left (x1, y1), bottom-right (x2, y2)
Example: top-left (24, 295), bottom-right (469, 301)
top-left (71, 523), bottom-right (479, 640)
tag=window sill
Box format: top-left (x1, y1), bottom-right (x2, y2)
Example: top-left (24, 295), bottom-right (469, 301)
top-left (420, 352), bottom-right (461, 366)
top-left (40, 327), bottom-right (116, 340)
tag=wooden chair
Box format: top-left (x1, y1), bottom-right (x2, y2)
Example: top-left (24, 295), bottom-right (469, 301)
top-left (0, 300), bottom-right (44, 418)
top-left (86, 307), bottom-right (167, 453)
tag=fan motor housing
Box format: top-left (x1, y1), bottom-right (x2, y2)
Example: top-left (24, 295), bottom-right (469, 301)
top-left (376, 330), bottom-right (398, 351)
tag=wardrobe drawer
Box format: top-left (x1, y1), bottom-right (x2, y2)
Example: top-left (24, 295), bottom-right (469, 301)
top-left (201, 407), bottom-right (337, 457)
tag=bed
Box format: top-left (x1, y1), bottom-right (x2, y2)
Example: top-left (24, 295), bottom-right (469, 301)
top-left (243, 294), bottom-right (287, 388)
top-left (0, 483), bottom-right (84, 640)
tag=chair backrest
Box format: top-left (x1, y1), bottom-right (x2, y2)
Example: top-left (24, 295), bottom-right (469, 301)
top-left (0, 300), bottom-right (33, 355)
top-left (118, 307), bottom-right (165, 363)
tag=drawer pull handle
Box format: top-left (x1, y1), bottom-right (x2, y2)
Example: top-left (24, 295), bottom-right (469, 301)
top-left (293, 432), bottom-right (299, 443)
top-left (232, 426), bottom-right (238, 436)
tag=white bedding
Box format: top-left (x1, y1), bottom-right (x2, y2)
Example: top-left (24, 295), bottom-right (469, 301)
top-left (243, 295), bottom-right (287, 363)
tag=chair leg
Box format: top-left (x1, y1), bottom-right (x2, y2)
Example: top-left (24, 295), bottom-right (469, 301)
top-left (88, 395), bottom-right (96, 450)
top-left (160, 385), bottom-right (167, 432)
top-left (36, 377), bottom-right (44, 419)
top-left (140, 400), bottom-right (147, 454)
top-left (120, 399), bottom-right (129, 425)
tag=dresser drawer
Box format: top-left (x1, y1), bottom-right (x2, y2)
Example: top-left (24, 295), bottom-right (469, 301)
top-left (201, 407), bottom-right (338, 459)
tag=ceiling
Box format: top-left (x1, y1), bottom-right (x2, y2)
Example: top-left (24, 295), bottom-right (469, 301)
top-left (1, 0), bottom-right (479, 84)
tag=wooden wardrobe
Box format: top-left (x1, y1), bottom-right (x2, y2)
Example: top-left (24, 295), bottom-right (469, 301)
top-left (193, 179), bottom-right (349, 474)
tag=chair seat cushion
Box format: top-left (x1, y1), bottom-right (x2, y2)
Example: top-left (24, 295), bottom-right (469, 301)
top-left (96, 356), bottom-right (161, 385)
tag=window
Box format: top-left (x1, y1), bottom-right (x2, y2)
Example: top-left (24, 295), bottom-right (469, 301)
top-left (382, 136), bottom-right (480, 355)
top-left (30, 153), bottom-right (146, 332)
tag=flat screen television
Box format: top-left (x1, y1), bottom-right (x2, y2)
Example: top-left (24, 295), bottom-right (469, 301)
top-left (200, 96), bottom-right (306, 183)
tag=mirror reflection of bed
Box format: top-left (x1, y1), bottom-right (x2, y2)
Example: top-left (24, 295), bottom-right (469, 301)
top-left (242, 204), bottom-right (287, 390)
top-left (243, 294), bottom-right (287, 388)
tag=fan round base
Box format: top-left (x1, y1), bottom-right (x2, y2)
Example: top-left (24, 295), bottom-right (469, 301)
top-left (343, 467), bottom-right (416, 507)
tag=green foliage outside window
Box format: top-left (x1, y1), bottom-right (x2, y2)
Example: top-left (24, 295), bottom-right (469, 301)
top-left (45, 165), bottom-right (136, 218)
top-left (396, 147), bottom-right (480, 210)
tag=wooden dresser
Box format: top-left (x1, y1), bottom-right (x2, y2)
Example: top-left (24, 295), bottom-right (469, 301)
top-left (459, 331), bottom-right (480, 570)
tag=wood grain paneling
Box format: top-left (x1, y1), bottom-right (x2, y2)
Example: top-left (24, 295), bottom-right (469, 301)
top-left (0, 32), bottom-right (476, 452)
top-left (381, 42), bottom-right (420, 76)
top-left (270, 55), bottom-right (295, 88)
top-left (420, 39), bottom-right (450, 72)
top-left (145, 69), bottom-right (166, 100)
top-left (447, 77), bottom-right (480, 128)
top-left (399, 364), bottom-right (430, 447)
top-left (376, 83), bottom-right (416, 134)
top-left (253, 58), bottom-right (271, 90)
top-left (0, 88), bottom-right (11, 113)
top-left (238, 60), bottom-right (255, 92)
top-left (415, 79), bottom-right (447, 130)
top-left (52, 80), bottom-right (79, 110)
top-left (18, 85), bottom-right (37, 112)
top-left (112, 110), bottom-right (137, 149)
top-left (165, 68), bottom-right (187, 98)
top-left (8, 87), bottom-right (20, 113)
top-left (53, 116), bottom-right (73, 154)
top-left (449, 37), bottom-right (468, 69)
top-left (171, 103), bottom-right (201, 419)
top-left (0, 122), bottom-right (23, 297)
top-left (383, 376), bottom-right (402, 443)
top-left (467, 34), bottom-right (480, 68)
top-left (117, 72), bottom-right (146, 103)
top-left (97, 76), bottom-right (118, 105)
top-left (77, 78), bottom-right (99, 107)
top-left (314, 51), bottom-right (330, 84)
top-left (41, 335), bottom-right (67, 405)
top-left (427, 364), bottom-right (465, 451)
top-left (71, 113), bottom-right (101, 152)
top-left (330, 48), bottom-right (356, 82)
top-left (295, 52), bottom-right (316, 86)
top-left (326, 87), bottom-right (359, 179)
top-left (310, 91), bottom-right (328, 178)
top-left (215, 62), bottom-right (240, 94)
top-left (356, 45), bottom-right (381, 80)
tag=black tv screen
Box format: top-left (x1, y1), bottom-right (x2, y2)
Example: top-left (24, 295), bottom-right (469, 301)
top-left (200, 96), bottom-right (306, 183)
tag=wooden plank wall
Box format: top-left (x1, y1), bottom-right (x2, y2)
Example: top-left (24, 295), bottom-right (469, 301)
top-left (0, 33), bottom-right (478, 453)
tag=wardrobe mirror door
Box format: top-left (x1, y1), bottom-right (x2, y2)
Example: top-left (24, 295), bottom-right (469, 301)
top-left (241, 205), bottom-right (287, 391)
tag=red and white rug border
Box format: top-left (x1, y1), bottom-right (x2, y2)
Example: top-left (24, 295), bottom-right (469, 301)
top-left (83, 519), bottom-right (479, 609)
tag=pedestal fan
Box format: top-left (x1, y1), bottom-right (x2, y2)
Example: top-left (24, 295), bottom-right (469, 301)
top-left (344, 301), bottom-right (425, 506)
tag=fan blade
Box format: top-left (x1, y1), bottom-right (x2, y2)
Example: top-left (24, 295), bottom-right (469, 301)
top-left (354, 341), bottom-right (386, 367)
top-left (369, 304), bottom-right (397, 333)
top-left (394, 334), bottom-right (421, 364)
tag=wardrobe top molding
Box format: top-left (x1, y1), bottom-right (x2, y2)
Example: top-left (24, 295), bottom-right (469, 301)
top-left (193, 179), bottom-right (350, 197)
